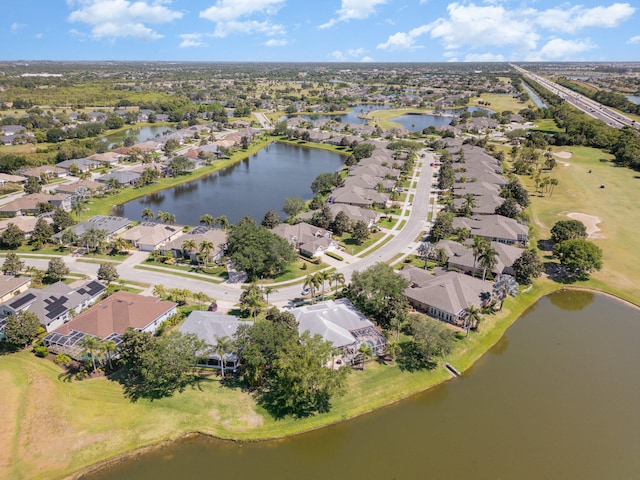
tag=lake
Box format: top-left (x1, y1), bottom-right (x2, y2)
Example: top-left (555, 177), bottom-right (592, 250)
top-left (102, 125), bottom-right (177, 148)
top-left (627, 95), bottom-right (640, 105)
top-left (522, 82), bottom-right (548, 109)
top-left (287, 104), bottom-right (395, 124)
top-left (86, 291), bottom-right (640, 480)
top-left (392, 107), bottom-right (495, 132)
top-left (113, 142), bottom-right (345, 225)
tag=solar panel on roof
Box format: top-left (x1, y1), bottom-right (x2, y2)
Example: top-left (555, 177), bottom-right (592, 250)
top-left (10, 292), bottom-right (36, 309)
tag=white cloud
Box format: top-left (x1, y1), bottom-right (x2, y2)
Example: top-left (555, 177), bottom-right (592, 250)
top-left (265, 38), bottom-right (288, 47)
top-left (377, 25), bottom-right (429, 51)
top-left (320, 0), bottom-right (387, 29)
top-left (67, 0), bottom-right (183, 40)
top-left (11, 22), bottom-right (25, 34)
top-left (200, 0), bottom-right (286, 38)
top-left (628, 35), bottom-right (640, 44)
top-left (179, 33), bottom-right (206, 48)
top-left (464, 52), bottom-right (505, 62)
top-left (428, 3), bottom-right (539, 50)
top-left (535, 38), bottom-right (596, 60)
top-left (536, 3), bottom-right (635, 33)
top-left (330, 48), bottom-right (371, 61)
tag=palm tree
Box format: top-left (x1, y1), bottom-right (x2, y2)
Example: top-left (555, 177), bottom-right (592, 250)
top-left (316, 271), bottom-right (329, 299)
top-left (81, 335), bottom-right (101, 373)
top-left (199, 214), bottom-right (215, 228)
top-left (471, 236), bottom-right (486, 278)
top-left (141, 208), bottom-right (154, 221)
top-left (386, 339), bottom-right (402, 363)
top-left (549, 178), bottom-right (559, 196)
top-left (112, 237), bottom-right (129, 255)
top-left (330, 272), bottom-right (345, 294)
top-left (101, 339), bottom-right (117, 370)
top-left (215, 216), bottom-right (229, 230)
top-left (479, 245), bottom-right (498, 281)
top-left (358, 342), bottom-right (373, 370)
top-left (241, 286), bottom-right (266, 320)
top-left (198, 240), bottom-right (215, 265)
top-left (181, 239), bottom-right (197, 261)
top-left (264, 286), bottom-right (277, 306)
top-left (493, 274), bottom-right (519, 310)
top-left (464, 305), bottom-right (483, 337)
top-left (214, 336), bottom-right (234, 379)
top-left (192, 291), bottom-right (212, 310)
top-left (461, 194), bottom-right (476, 217)
top-left (303, 275), bottom-right (318, 302)
top-left (157, 211), bottom-right (176, 224)
top-left (153, 284), bottom-right (167, 299)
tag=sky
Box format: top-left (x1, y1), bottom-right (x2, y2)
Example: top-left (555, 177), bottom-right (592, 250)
top-left (2, 0), bottom-right (639, 62)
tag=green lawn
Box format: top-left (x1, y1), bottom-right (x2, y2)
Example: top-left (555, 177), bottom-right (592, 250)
top-left (338, 230), bottom-right (384, 255)
top-left (469, 93), bottom-right (532, 113)
top-left (524, 146), bottom-right (640, 304)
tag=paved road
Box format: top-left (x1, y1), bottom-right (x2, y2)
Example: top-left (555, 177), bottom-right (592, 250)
top-left (19, 151), bottom-right (437, 311)
top-left (512, 64), bottom-right (638, 130)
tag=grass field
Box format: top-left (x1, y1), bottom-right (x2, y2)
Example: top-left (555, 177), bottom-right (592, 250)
top-left (469, 94), bottom-right (531, 113)
top-left (523, 146), bottom-right (640, 304)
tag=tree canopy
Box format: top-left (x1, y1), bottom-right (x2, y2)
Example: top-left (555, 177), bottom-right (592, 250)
top-left (3, 311), bottom-right (41, 349)
top-left (550, 219), bottom-right (588, 244)
top-left (225, 217), bottom-right (297, 280)
top-left (553, 238), bottom-right (603, 280)
top-left (348, 263), bottom-right (409, 329)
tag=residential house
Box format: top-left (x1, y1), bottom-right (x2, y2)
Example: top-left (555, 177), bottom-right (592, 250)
top-left (19, 165), bottom-right (67, 180)
top-left (288, 298), bottom-right (387, 365)
top-left (271, 222), bottom-right (337, 257)
top-left (119, 222), bottom-right (183, 251)
top-left (0, 280), bottom-right (106, 332)
top-left (89, 152), bottom-right (124, 166)
top-left (54, 179), bottom-right (104, 198)
top-left (160, 227), bottom-right (227, 263)
top-left (178, 311), bottom-right (250, 371)
top-left (0, 216), bottom-right (54, 238)
top-left (96, 170), bottom-right (142, 187)
top-left (55, 158), bottom-right (101, 174)
top-left (43, 291), bottom-right (177, 359)
top-left (436, 239), bottom-right (522, 278)
top-left (0, 275), bottom-right (32, 303)
top-left (0, 173), bottom-right (27, 186)
top-left (452, 215), bottom-right (529, 245)
top-left (53, 215), bottom-right (132, 243)
top-left (0, 193), bottom-right (73, 215)
top-left (402, 267), bottom-right (492, 326)
top-left (327, 185), bottom-right (389, 208)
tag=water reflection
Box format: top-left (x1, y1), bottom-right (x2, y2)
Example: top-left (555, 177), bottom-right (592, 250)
top-left (548, 289), bottom-right (594, 311)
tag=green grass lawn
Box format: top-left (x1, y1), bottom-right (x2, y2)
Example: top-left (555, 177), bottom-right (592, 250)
top-left (469, 94), bottom-right (531, 113)
top-left (531, 118), bottom-right (563, 133)
top-left (338, 230), bottom-right (384, 255)
top-left (524, 146), bottom-right (640, 304)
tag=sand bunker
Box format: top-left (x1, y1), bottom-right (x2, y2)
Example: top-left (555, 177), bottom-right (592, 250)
top-left (567, 212), bottom-right (603, 238)
top-left (553, 151), bottom-right (572, 159)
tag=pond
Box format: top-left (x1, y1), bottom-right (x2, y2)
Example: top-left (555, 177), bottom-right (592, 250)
top-left (626, 95), bottom-right (640, 105)
top-left (113, 142), bottom-right (346, 225)
top-left (87, 291), bottom-right (640, 480)
top-left (286, 104), bottom-right (395, 125)
top-left (391, 112), bottom-right (454, 131)
top-left (102, 125), bottom-right (177, 148)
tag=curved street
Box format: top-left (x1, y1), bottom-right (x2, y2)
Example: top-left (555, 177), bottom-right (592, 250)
top-left (18, 151), bottom-right (437, 311)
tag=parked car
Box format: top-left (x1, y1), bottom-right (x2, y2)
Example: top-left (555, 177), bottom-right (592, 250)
top-left (301, 287), bottom-right (311, 296)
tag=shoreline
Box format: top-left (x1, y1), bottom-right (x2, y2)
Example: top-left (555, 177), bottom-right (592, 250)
top-left (63, 280), bottom-right (631, 480)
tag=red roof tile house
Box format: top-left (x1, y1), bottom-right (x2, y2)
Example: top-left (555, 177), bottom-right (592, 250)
top-left (43, 291), bottom-right (177, 359)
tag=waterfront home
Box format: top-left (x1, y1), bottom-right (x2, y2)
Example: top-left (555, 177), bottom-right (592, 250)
top-left (436, 239), bottom-right (522, 278)
top-left (288, 298), bottom-right (387, 365)
top-left (0, 193), bottom-right (73, 215)
top-left (89, 152), bottom-right (124, 166)
top-left (271, 222), bottom-right (337, 258)
top-left (160, 226), bottom-right (227, 263)
top-left (55, 158), bottom-right (101, 174)
top-left (0, 280), bottom-right (106, 332)
top-left (119, 222), bottom-right (183, 251)
top-left (53, 215), bottom-right (132, 244)
top-left (402, 267), bottom-right (492, 326)
top-left (327, 185), bottom-right (389, 208)
top-left (43, 291), bottom-right (177, 359)
top-left (178, 311), bottom-right (250, 371)
top-left (0, 275), bottom-right (31, 303)
top-left (53, 179), bottom-right (105, 198)
top-left (96, 170), bottom-right (142, 187)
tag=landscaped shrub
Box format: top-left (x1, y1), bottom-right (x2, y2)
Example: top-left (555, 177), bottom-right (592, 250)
top-left (326, 251), bottom-right (343, 261)
top-left (55, 353), bottom-right (72, 365)
top-left (34, 346), bottom-right (49, 358)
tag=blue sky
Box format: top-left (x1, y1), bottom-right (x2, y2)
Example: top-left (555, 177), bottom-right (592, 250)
top-left (3, 1), bottom-right (639, 62)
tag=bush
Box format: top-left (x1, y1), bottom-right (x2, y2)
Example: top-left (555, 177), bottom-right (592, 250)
top-left (326, 251), bottom-right (343, 261)
top-left (34, 346), bottom-right (49, 358)
top-left (55, 353), bottom-right (72, 365)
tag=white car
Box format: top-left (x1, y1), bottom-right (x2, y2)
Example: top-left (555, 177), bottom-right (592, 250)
top-left (301, 287), bottom-right (311, 296)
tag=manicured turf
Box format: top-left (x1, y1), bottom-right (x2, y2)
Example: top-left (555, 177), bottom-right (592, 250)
top-left (469, 94), bottom-right (531, 113)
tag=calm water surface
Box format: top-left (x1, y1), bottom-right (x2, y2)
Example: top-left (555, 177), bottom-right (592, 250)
top-left (522, 82), bottom-right (548, 109)
top-left (103, 125), bottom-right (177, 148)
top-left (627, 95), bottom-right (640, 105)
top-left (87, 291), bottom-right (640, 480)
top-left (287, 104), bottom-right (395, 124)
top-left (114, 142), bottom-right (345, 225)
